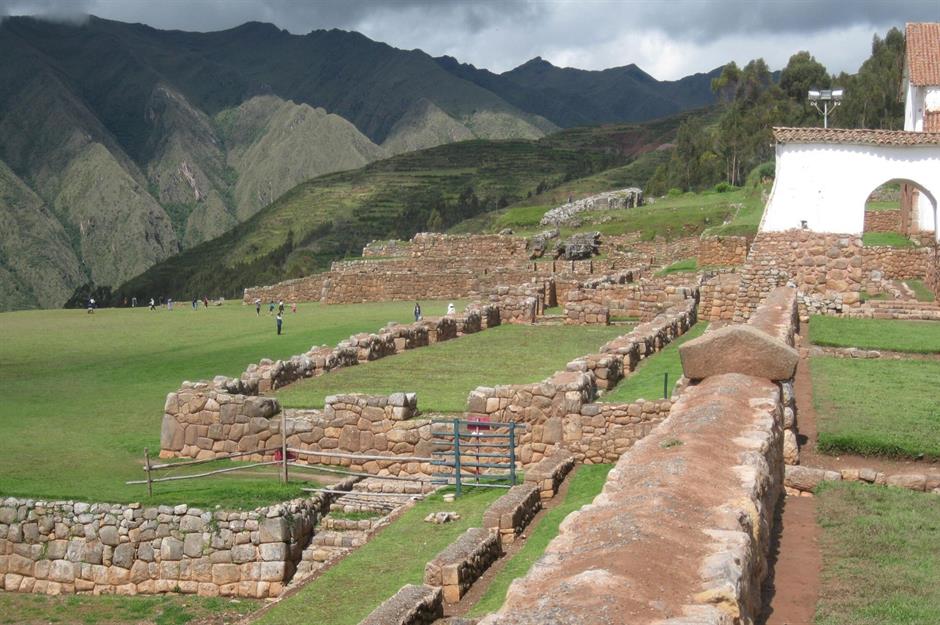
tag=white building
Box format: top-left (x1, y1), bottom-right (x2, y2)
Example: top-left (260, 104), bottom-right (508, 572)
top-left (760, 22), bottom-right (940, 242)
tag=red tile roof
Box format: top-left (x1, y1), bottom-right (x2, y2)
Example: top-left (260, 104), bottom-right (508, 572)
top-left (773, 127), bottom-right (940, 146)
top-left (907, 23), bottom-right (940, 86)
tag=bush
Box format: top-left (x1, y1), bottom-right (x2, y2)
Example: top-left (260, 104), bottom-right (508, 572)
top-left (713, 182), bottom-right (734, 193)
top-left (747, 161), bottom-right (775, 187)
top-left (667, 187), bottom-right (683, 197)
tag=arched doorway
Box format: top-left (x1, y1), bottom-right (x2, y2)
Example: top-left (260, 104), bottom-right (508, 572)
top-left (864, 178), bottom-right (937, 245)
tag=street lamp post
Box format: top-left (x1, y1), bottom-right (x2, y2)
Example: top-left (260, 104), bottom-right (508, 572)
top-left (808, 88), bottom-right (844, 128)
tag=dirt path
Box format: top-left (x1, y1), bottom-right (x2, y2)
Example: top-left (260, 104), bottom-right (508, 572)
top-left (440, 466), bottom-right (578, 620)
top-left (759, 496), bottom-right (821, 625)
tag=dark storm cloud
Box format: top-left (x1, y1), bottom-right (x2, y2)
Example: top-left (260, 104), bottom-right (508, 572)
top-left (2, 0), bottom-right (936, 77)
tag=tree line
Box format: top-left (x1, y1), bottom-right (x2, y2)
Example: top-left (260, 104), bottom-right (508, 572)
top-left (647, 27), bottom-right (905, 195)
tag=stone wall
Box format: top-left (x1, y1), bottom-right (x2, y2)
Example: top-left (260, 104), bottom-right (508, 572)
top-left (482, 484), bottom-right (541, 546)
top-left (864, 209), bottom-right (901, 232)
top-left (480, 372), bottom-right (785, 625)
top-left (564, 273), bottom-right (696, 323)
top-left (244, 275), bottom-right (326, 304)
top-left (362, 239), bottom-right (413, 258)
top-left (861, 245), bottom-right (931, 281)
top-left (734, 231), bottom-right (864, 321)
top-left (697, 235), bottom-right (749, 267)
top-left (321, 272), bottom-right (480, 305)
top-left (424, 527), bottom-right (501, 602)
top-left (0, 487), bottom-right (352, 598)
top-left (359, 584), bottom-right (443, 625)
top-left (698, 270), bottom-right (740, 321)
top-left (466, 298), bottom-right (698, 464)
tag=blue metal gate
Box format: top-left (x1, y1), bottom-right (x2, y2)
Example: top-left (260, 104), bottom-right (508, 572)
top-left (430, 418), bottom-right (518, 496)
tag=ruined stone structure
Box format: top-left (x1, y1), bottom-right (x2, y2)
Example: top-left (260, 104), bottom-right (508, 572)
top-left (864, 209), bottom-right (902, 232)
top-left (539, 188), bottom-right (643, 227)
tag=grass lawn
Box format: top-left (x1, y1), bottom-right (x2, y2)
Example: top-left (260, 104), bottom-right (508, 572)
top-left (905, 280), bottom-right (936, 302)
top-left (601, 322), bottom-right (709, 403)
top-left (276, 324), bottom-right (625, 412)
top-left (811, 356), bottom-right (940, 459)
top-left (815, 481), bottom-right (940, 625)
top-left (862, 231), bottom-right (914, 248)
top-left (0, 300), bottom-right (463, 508)
top-left (809, 316), bottom-right (940, 354)
top-left (468, 464), bottom-right (613, 616)
top-left (657, 258), bottom-right (697, 275)
top-left (865, 199), bottom-right (900, 211)
top-left (0, 593), bottom-right (258, 625)
top-left (254, 486), bottom-right (503, 625)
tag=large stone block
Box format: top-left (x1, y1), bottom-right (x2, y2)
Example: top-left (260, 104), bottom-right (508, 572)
top-left (679, 324), bottom-right (798, 381)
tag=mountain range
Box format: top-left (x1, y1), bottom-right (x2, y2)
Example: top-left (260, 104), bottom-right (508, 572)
top-left (0, 15), bottom-right (720, 310)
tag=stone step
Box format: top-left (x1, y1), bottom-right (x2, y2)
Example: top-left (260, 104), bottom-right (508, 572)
top-left (320, 516), bottom-right (382, 531)
top-left (311, 530), bottom-right (368, 548)
top-left (351, 478), bottom-right (433, 495)
top-left (302, 544), bottom-right (352, 563)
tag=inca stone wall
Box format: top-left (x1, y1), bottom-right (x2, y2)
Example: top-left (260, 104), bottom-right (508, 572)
top-left (565, 274), bottom-right (697, 323)
top-left (697, 235), bottom-right (749, 267)
top-left (467, 298), bottom-right (697, 464)
top-left (0, 487), bottom-right (350, 598)
top-left (861, 245), bottom-right (931, 281)
top-left (698, 271), bottom-right (740, 321)
top-left (863, 209), bottom-right (901, 232)
top-left (733, 231), bottom-right (864, 320)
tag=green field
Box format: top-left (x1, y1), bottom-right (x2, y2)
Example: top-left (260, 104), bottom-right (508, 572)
top-left (862, 231), bottom-right (915, 248)
top-left (277, 324), bottom-right (626, 413)
top-left (809, 317), bottom-right (940, 354)
top-left (0, 300), bottom-right (467, 508)
top-left (815, 481), bottom-right (940, 625)
top-left (0, 593), bottom-right (257, 625)
top-left (811, 356), bottom-right (940, 459)
top-left (601, 322), bottom-right (709, 403)
top-left (255, 486), bottom-right (502, 625)
top-left (469, 464), bottom-right (612, 616)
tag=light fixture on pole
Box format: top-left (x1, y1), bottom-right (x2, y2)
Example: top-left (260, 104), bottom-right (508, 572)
top-left (808, 88), bottom-right (844, 128)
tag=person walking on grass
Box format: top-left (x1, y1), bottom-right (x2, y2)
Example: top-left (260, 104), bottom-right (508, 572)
top-left (203, 296), bottom-right (209, 309)
top-left (269, 300), bottom-right (275, 314)
top-left (447, 302), bottom-right (456, 315)
top-left (414, 302), bottom-right (421, 322)
top-left (276, 312), bottom-right (283, 335)
top-left (291, 301), bottom-right (297, 314)
top-left (255, 298), bottom-right (261, 316)
top-left (278, 299), bottom-right (285, 314)
top-left (149, 298), bottom-right (156, 311)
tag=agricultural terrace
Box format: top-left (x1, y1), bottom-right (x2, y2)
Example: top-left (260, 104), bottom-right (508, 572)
top-left (815, 482), bottom-right (940, 625)
top-left (808, 316), bottom-right (940, 460)
top-left (276, 324), bottom-right (626, 412)
top-left (0, 301), bottom-right (477, 508)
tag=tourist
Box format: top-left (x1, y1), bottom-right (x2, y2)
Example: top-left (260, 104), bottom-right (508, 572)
top-left (191, 297), bottom-right (198, 310)
top-left (269, 300), bottom-right (275, 314)
top-left (131, 296), bottom-right (137, 308)
top-left (202, 296), bottom-right (209, 308)
top-left (447, 302), bottom-right (456, 315)
top-left (276, 312), bottom-right (283, 335)
top-left (87, 297), bottom-right (95, 314)
top-left (278, 300), bottom-right (285, 314)
top-left (414, 302), bottom-right (422, 321)
top-left (167, 298), bottom-right (173, 310)
top-left (291, 302), bottom-right (297, 313)
top-left (149, 298), bottom-right (156, 311)
top-left (255, 299), bottom-right (261, 315)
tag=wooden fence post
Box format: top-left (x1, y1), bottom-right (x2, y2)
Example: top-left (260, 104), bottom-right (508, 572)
top-left (144, 447), bottom-right (153, 497)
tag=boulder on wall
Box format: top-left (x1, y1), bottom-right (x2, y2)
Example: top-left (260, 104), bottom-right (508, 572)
top-left (679, 324), bottom-right (798, 381)
top-left (553, 231), bottom-right (600, 260)
top-left (527, 228), bottom-right (559, 259)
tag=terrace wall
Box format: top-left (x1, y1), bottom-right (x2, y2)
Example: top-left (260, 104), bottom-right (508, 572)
top-left (697, 235), bottom-right (749, 267)
top-left (863, 209), bottom-right (901, 232)
top-left (0, 487), bottom-right (350, 599)
top-left (481, 288), bottom-right (799, 625)
top-left (564, 273), bottom-right (697, 323)
top-left (861, 245), bottom-right (931, 281)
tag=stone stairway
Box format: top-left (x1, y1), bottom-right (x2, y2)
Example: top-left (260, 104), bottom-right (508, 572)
top-left (291, 477), bottom-right (435, 584)
top-left (848, 299), bottom-right (940, 320)
top-left (533, 313), bottom-right (565, 326)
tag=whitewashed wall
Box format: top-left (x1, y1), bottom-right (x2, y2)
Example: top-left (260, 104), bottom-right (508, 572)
top-left (761, 142), bottom-right (940, 240)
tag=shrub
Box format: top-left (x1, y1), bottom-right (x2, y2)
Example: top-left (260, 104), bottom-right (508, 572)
top-left (667, 187), bottom-right (682, 197)
top-left (713, 182), bottom-right (734, 193)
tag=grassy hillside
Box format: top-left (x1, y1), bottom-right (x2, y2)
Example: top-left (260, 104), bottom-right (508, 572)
top-left (115, 125), bottom-right (671, 299)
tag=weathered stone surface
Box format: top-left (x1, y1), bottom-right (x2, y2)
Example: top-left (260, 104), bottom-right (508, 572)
top-left (679, 324), bottom-right (798, 380)
top-left (359, 584), bottom-right (443, 625)
top-left (784, 465), bottom-right (841, 492)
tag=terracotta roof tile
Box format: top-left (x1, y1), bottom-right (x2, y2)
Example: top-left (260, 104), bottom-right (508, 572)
top-left (907, 23), bottom-right (940, 86)
top-left (773, 126), bottom-right (940, 146)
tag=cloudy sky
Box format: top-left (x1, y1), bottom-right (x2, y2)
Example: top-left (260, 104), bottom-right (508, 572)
top-left (2, 0), bottom-right (937, 79)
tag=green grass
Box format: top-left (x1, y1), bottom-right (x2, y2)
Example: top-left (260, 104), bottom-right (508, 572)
top-left (276, 324), bottom-right (625, 412)
top-left (601, 322), bottom-right (709, 403)
top-left (904, 280), bottom-right (936, 302)
top-left (865, 199), bottom-right (900, 212)
top-left (657, 258), bottom-right (697, 275)
top-left (811, 356), bottom-right (940, 459)
top-left (0, 300), bottom-right (464, 508)
top-left (815, 481), bottom-right (940, 625)
top-left (0, 593), bottom-right (257, 625)
top-left (254, 486), bottom-right (503, 625)
top-left (862, 231), bottom-right (915, 248)
top-left (700, 179), bottom-right (768, 238)
top-left (468, 464), bottom-right (613, 616)
top-left (809, 316), bottom-right (940, 353)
